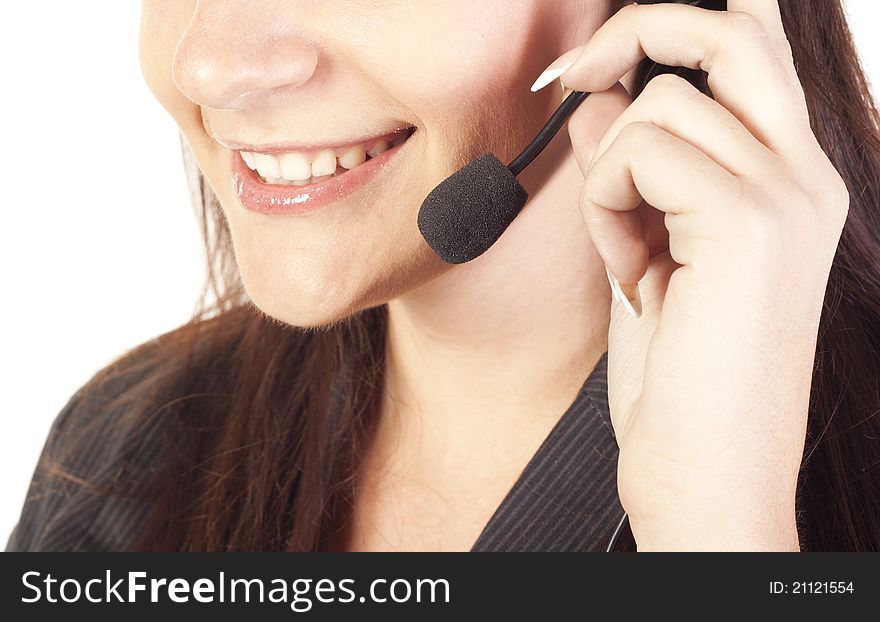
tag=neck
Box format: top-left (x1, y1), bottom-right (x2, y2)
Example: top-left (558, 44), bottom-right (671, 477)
top-left (383, 135), bottom-right (611, 450)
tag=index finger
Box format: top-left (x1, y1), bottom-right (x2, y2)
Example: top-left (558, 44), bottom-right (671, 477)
top-left (640, 0), bottom-right (787, 43)
top-left (556, 3), bottom-right (810, 154)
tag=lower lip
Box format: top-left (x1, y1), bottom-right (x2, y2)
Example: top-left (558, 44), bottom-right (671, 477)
top-left (232, 135), bottom-right (410, 216)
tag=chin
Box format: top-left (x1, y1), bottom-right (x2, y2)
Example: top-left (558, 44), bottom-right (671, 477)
top-left (241, 277), bottom-right (362, 330)
top-left (247, 293), bottom-right (365, 330)
top-left (235, 230), bottom-right (447, 329)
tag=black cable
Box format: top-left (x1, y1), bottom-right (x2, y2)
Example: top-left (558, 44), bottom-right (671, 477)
top-left (507, 90), bottom-right (591, 177)
top-left (605, 511), bottom-right (630, 552)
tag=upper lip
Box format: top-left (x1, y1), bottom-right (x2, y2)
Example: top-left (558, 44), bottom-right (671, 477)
top-left (213, 126), bottom-right (415, 156)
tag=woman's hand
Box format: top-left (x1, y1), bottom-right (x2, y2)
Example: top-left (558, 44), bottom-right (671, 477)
top-left (535, 0), bottom-right (849, 550)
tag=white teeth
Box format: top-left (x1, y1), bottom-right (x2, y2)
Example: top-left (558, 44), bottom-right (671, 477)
top-left (338, 145), bottom-right (366, 170)
top-left (279, 152), bottom-right (311, 181)
top-left (243, 130), bottom-right (410, 185)
top-left (253, 153), bottom-right (281, 179)
top-left (367, 139), bottom-right (390, 158)
top-left (241, 152), bottom-right (257, 170)
top-left (311, 149), bottom-right (337, 178)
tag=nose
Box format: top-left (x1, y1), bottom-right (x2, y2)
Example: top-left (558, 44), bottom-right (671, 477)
top-left (172, 1), bottom-right (319, 110)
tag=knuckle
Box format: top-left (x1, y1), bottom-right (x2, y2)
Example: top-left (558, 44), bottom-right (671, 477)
top-left (581, 200), bottom-right (616, 235)
top-left (581, 168), bottom-right (626, 215)
top-left (802, 155), bottom-right (851, 227)
top-left (643, 72), bottom-right (696, 100)
top-left (831, 173), bottom-right (851, 209)
top-left (781, 37), bottom-right (795, 63)
top-left (823, 168), bottom-right (849, 198)
top-left (640, 73), bottom-right (703, 118)
top-left (723, 10), bottom-right (768, 40)
top-left (579, 183), bottom-right (599, 210)
top-left (822, 173), bottom-right (851, 228)
top-left (619, 2), bottom-right (639, 19)
top-left (618, 121), bottom-right (656, 146)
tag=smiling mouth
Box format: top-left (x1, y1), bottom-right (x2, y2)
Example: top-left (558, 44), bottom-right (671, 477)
top-left (238, 127), bottom-right (416, 186)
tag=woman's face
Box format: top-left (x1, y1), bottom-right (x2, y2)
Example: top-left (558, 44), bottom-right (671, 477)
top-left (140, 0), bottom-right (609, 327)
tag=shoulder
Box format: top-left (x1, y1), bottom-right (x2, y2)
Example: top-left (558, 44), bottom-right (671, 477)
top-left (6, 335), bottom-right (178, 551)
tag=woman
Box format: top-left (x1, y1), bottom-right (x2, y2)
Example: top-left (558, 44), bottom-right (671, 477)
top-left (8, 0), bottom-right (879, 552)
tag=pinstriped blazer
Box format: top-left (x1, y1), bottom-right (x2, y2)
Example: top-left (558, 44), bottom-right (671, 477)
top-left (6, 351), bottom-right (633, 552)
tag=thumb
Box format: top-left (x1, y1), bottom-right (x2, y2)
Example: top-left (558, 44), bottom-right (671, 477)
top-left (607, 249), bottom-right (678, 441)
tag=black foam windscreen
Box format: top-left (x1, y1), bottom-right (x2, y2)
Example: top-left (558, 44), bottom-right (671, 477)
top-left (417, 154), bottom-right (529, 264)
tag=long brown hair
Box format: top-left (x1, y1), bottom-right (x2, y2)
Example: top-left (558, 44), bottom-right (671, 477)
top-left (67, 0), bottom-right (880, 551)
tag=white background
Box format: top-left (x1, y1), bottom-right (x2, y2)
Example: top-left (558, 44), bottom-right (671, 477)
top-left (1, 2), bottom-right (878, 543)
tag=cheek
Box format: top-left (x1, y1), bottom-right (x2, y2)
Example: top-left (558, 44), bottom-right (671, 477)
top-left (376, 1), bottom-right (551, 165)
top-left (139, 1), bottom-right (207, 148)
top-left (384, 1), bottom-right (537, 89)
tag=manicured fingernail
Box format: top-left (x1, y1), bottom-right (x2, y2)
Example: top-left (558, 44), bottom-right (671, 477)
top-left (618, 281), bottom-right (642, 318)
top-left (531, 61), bottom-right (574, 92)
top-left (530, 46), bottom-right (583, 92)
top-left (605, 264), bottom-right (642, 319)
